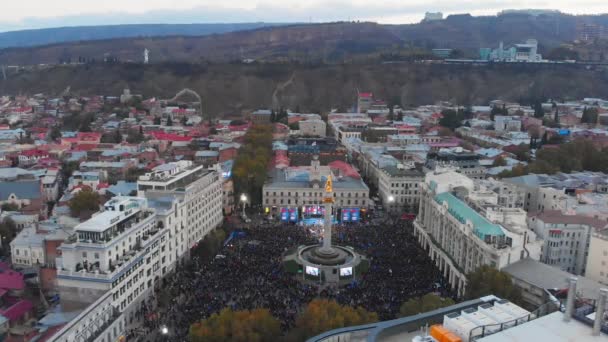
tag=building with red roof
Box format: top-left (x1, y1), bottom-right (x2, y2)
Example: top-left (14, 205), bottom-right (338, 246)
top-left (150, 131), bottom-right (192, 142)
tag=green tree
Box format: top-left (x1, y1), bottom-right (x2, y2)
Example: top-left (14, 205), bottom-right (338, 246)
top-left (0, 218), bottom-right (17, 256)
top-left (1, 203), bottom-right (19, 211)
top-left (439, 109), bottom-right (464, 130)
top-left (290, 299), bottom-right (378, 340)
top-left (399, 294), bottom-right (455, 317)
top-left (232, 125), bottom-right (273, 205)
top-left (189, 308), bottom-right (280, 342)
top-left (68, 188), bottom-right (101, 219)
top-left (166, 116), bottom-right (173, 126)
top-left (554, 108), bottom-right (559, 124)
top-left (49, 127), bottom-right (62, 142)
top-left (466, 265), bottom-right (522, 304)
top-left (153, 116), bottom-right (161, 125)
top-left (533, 101), bottom-right (544, 118)
top-left (126, 129), bottom-right (145, 144)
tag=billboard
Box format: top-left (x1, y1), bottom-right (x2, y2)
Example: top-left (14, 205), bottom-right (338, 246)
top-left (280, 208), bottom-right (289, 222)
top-left (341, 208), bottom-right (361, 222)
top-left (288, 208), bottom-right (298, 222)
top-left (340, 267), bottom-right (353, 277)
top-left (305, 266), bottom-right (320, 276)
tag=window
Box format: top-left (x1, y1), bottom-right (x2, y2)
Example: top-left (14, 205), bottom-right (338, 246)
top-left (82, 252), bottom-right (87, 258)
top-left (94, 253), bottom-right (100, 259)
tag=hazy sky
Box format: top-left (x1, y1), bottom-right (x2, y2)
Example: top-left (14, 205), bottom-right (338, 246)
top-left (1, 0), bottom-right (607, 32)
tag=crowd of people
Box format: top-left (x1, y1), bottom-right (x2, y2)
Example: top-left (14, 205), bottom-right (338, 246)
top-left (148, 217), bottom-right (450, 340)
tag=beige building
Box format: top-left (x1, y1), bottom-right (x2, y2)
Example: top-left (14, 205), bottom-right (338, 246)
top-left (586, 230), bottom-right (608, 285)
top-left (299, 119), bottom-right (326, 137)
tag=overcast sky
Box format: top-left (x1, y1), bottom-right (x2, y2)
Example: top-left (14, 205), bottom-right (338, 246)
top-left (1, 0), bottom-right (607, 32)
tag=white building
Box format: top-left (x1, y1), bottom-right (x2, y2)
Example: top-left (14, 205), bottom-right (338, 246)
top-left (137, 161), bottom-right (224, 255)
top-left (494, 116), bottom-right (522, 132)
top-left (49, 291), bottom-right (126, 342)
top-left (414, 170), bottom-right (542, 297)
top-left (377, 163), bottom-right (424, 213)
top-left (528, 210), bottom-right (607, 275)
top-left (586, 230), bottom-right (608, 285)
top-left (10, 227), bottom-right (45, 267)
top-left (299, 119), bottom-right (327, 137)
top-left (56, 197), bottom-right (164, 328)
top-left (69, 171), bottom-right (104, 191)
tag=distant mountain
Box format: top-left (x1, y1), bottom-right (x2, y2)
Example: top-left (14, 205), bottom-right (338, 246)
top-left (1, 13), bottom-right (607, 65)
top-left (0, 23), bottom-right (287, 49)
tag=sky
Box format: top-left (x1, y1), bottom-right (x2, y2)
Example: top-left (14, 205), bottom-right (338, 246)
top-left (1, 0), bottom-right (607, 32)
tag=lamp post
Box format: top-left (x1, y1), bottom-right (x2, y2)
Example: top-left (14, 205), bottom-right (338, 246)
top-left (160, 325), bottom-right (169, 336)
top-left (240, 194), bottom-right (247, 218)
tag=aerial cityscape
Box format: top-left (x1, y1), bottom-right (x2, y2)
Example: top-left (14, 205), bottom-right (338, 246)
top-left (0, 2), bottom-right (606, 342)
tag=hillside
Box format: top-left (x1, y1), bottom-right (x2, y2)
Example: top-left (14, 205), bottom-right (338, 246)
top-left (1, 13), bottom-right (608, 65)
top-left (2, 63), bottom-right (607, 116)
top-left (0, 22), bottom-right (402, 65)
top-left (0, 23), bottom-right (286, 49)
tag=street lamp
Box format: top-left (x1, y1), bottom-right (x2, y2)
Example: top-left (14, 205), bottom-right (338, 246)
top-left (387, 195), bottom-right (395, 215)
top-left (160, 326), bottom-right (169, 335)
top-left (240, 194), bottom-right (247, 218)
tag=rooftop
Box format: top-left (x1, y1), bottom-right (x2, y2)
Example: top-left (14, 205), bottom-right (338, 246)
top-left (477, 311), bottom-right (605, 342)
top-left (435, 192), bottom-right (505, 240)
top-left (502, 258), bottom-right (604, 300)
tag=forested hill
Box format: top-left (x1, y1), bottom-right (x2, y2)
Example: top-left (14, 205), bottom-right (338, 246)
top-left (2, 62), bottom-right (607, 116)
top-left (1, 13), bottom-right (608, 65)
top-left (0, 23), bottom-right (286, 49)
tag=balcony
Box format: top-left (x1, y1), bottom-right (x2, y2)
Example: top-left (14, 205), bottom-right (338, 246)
top-left (68, 210), bottom-right (156, 247)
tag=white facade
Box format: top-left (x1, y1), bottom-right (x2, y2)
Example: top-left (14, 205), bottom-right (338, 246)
top-left (138, 161), bottom-right (224, 254)
top-left (377, 164), bottom-right (424, 213)
top-left (528, 210), bottom-right (606, 275)
top-left (56, 197), bottom-right (165, 328)
top-left (299, 119), bottom-right (327, 137)
top-left (10, 227), bottom-right (45, 267)
top-left (586, 231), bottom-right (608, 285)
top-left (49, 291), bottom-right (126, 342)
top-left (414, 171), bottom-right (542, 297)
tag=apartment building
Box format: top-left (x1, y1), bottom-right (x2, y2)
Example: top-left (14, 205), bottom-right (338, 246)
top-left (137, 161), bottom-right (223, 254)
top-left (414, 170), bottom-right (541, 297)
top-left (377, 164), bottom-right (424, 213)
top-left (586, 230), bottom-right (608, 285)
top-left (56, 197), bottom-right (165, 328)
top-left (528, 210), bottom-right (607, 275)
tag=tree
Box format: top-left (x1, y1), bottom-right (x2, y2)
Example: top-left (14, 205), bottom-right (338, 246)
top-left (492, 156), bottom-right (507, 167)
top-left (1, 203), bottom-right (19, 211)
top-left (126, 129), bottom-right (145, 144)
top-left (189, 308), bottom-right (280, 342)
top-left (0, 218), bottom-right (17, 256)
top-left (68, 188), bottom-right (101, 219)
top-left (399, 294), bottom-right (455, 317)
top-left (581, 107), bottom-right (599, 124)
top-left (49, 127), bottom-right (62, 142)
top-left (153, 116), bottom-right (161, 125)
top-left (554, 108), bottom-right (559, 124)
top-left (466, 265), bottom-right (522, 304)
top-left (439, 109), bottom-right (464, 130)
top-left (166, 116), bottom-right (173, 126)
top-left (540, 131), bottom-right (548, 145)
top-left (290, 299), bottom-right (378, 340)
top-left (533, 101), bottom-right (544, 118)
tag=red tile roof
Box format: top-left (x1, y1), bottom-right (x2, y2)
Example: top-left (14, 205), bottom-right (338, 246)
top-left (0, 270), bottom-right (25, 290)
top-left (150, 131), bottom-right (192, 142)
top-left (0, 299), bottom-right (33, 321)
